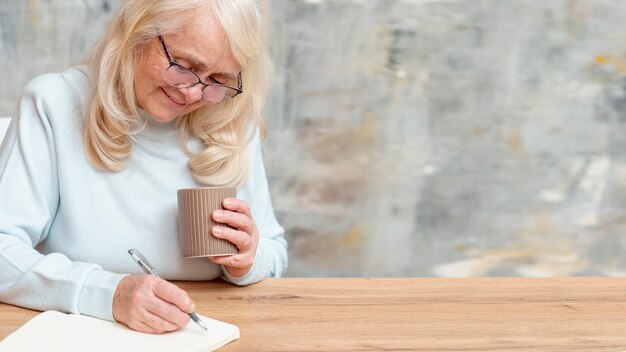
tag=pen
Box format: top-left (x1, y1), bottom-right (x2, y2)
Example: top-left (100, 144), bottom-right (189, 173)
top-left (127, 248), bottom-right (208, 332)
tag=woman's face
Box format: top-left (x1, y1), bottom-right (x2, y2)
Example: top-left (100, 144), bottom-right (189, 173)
top-left (134, 16), bottom-right (241, 123)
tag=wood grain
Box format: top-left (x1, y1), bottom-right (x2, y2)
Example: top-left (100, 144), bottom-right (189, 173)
top-left (3, 278), bottom-right (626, 351)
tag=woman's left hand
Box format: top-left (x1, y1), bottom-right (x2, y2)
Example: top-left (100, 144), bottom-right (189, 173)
top-left (208, 198), bottom-right (259, 278)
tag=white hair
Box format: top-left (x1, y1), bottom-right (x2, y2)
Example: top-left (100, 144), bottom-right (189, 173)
top-left (83, 0), bottom-right (272, 187)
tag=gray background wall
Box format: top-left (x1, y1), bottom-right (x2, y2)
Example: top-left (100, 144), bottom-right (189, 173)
top-left (2, 0), bottom-right (626, 278)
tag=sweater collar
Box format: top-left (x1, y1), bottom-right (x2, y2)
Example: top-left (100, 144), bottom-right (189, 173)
top-left (135, 108), bottom-right (179, 138)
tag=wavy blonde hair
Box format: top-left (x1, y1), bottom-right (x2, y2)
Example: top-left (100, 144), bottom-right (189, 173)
top-left (83, 0), bottom-right (272, 187)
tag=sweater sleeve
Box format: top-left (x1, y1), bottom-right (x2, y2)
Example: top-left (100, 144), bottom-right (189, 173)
top-left (0, 75), bottom-right (127, 321)
top-left (221, 131), bottom-right (288, 286)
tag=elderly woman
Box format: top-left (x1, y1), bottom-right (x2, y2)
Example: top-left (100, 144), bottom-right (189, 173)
top-left (0, 0), bottom-right (287, 334)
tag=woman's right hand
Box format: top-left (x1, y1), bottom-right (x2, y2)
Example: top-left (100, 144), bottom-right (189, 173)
top-left (112, 274), bottom-right (195, 333)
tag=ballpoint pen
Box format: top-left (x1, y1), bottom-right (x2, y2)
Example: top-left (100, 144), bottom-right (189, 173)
top-left (128, 248), bottom-right (209, 332)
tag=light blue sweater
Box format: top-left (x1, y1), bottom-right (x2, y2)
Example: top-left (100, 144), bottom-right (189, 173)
top-left (0, 66), bottom-right (287, 321)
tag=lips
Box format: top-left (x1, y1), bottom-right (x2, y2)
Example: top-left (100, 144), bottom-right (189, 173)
top-left (161, 88), bottom-right (185, 106)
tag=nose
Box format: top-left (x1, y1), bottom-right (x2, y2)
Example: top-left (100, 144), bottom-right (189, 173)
top-left (180, 84), bottom-right (204, 103)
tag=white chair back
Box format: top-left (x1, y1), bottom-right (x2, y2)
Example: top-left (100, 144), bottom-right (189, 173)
top-left (0, 118), bottom-right (10, 143)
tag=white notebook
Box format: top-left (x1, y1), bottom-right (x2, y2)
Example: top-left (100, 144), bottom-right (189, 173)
top-left (0, 310), bottom-right (239, 352)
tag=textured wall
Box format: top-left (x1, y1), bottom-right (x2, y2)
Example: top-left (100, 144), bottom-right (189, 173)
top-left (2, 0), bottom-right (626, 278)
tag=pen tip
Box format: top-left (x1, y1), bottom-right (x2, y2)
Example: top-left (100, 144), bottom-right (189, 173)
top-left (197, 319), bottom-right (209, 331)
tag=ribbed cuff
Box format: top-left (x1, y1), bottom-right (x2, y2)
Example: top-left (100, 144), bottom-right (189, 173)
top-left (222, 249), bottom-right (269, 286)
top-left (77, 270), bottom-right (128, 321)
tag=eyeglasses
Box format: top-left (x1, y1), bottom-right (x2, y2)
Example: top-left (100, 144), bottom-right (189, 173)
top-left (158, 35), bottom-right (243, 103)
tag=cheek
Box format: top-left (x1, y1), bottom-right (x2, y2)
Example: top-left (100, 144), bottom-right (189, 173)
top-left (149, 62), bottom-right (165, 82)
top-left (134, 64), bottom-right (165, 102)
top-left (143, 64), bottom-right (165, 89)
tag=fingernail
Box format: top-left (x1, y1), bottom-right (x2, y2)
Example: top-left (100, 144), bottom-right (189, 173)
top-left (213, 210), bottom-right (223, 220)
top-left (223, 198), bottom-right (233, 206)
top-left (190, 302), bottom-right (196, 312)
top-left (213, 226), bottom-right (223, 235)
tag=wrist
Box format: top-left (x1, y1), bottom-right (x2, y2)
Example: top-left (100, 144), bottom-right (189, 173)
top-left (224, 265), bottom-right (251, 278)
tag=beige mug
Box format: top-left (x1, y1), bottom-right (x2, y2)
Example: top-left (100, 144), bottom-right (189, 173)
top-left (177, 187), bottom-right (239, 257)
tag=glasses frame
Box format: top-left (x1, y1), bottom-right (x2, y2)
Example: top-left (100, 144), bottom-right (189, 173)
top-left (157, 35), bottom-right (243, 101)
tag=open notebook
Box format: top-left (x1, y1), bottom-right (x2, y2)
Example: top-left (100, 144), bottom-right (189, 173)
top-left (0, 310), bottom-right (239, 352)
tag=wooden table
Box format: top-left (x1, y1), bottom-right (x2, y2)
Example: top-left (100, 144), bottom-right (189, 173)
top-left (2, 277), bottom-right (626, 351)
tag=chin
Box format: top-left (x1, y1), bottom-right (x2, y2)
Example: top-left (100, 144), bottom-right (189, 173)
top-left (143, 105), bottom-right (179, 122)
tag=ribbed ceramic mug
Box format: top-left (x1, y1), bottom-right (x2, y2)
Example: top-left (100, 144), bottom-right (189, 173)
top-left (177, 187), bottom-right (239, 257)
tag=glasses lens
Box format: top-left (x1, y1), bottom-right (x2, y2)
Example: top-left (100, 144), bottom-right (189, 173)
top-left (164, 63), bottom-right (241, 102)
top-left (209, 73), bottom-right (240, 90)
top-left (163, 65), bottom-right (198, 88)
top-left (202, 86), bottom-right (229, 103)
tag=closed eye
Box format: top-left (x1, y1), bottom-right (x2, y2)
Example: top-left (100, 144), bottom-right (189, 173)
top-left (208, 74), bottom-right (228, 85)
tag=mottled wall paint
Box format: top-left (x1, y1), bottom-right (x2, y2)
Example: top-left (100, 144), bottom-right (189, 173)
top-left (1, 0), bottom-right (626, 277)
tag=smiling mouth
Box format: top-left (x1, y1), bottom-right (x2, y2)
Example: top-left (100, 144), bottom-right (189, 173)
top-left (161, 88), bottom-right (185, 106)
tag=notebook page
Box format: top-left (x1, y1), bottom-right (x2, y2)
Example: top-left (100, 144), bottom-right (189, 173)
top-left (0, 310), bottom-right (239, 352)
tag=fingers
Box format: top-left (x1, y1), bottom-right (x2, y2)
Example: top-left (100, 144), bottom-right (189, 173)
top-left (208, 253), bottom-right (253, 269)
top-left (121, 307), bottom-right (178, 334)
top-left (131, 320), bottom-right (159, 334)
top-left (127, 306), bottom-right (184, 334)
top-left (213, 208), bottom-right (254, 233)
top-left (209, 226), bottom-right (256, 275)
top-left (222, 198), bottom-right (252, 217)
top-left (145, 295), bottom-right (190, 329)
top-left (212, 225), bottom-right (251, 249)
top-left (208, 198), bottom-right (258, 278)
top-left (139, 311), bottom-right (180, 334)
top-left (112, 275), bottom-right (194, 334)
top-left (213, 198), bottom-right (255, 231)
top-left (153, 279), bottom-right (195, 313)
